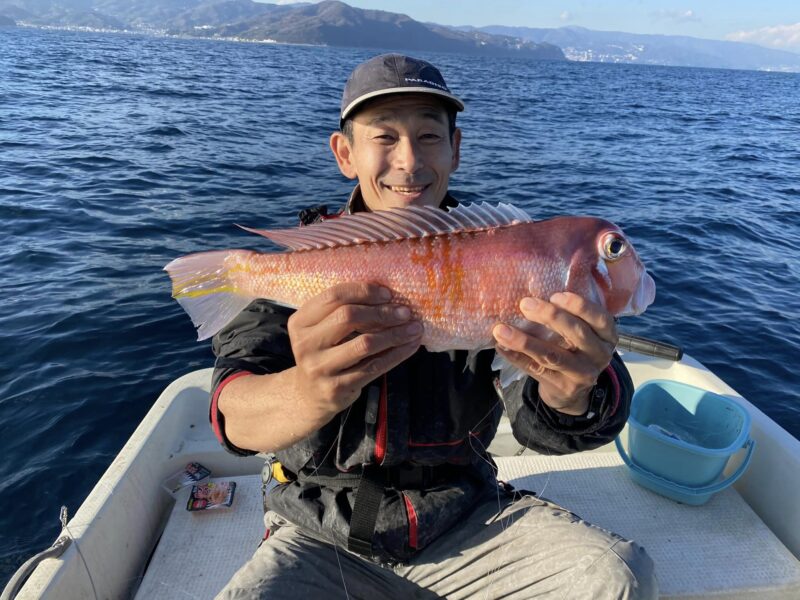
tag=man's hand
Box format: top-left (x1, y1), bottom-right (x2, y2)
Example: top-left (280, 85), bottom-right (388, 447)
top-left (218, 281), bottom-right (422, 454)
top-left (492, 292), bottom-right (618, 416)
top-left (288, 282), bottom-right (423, 418)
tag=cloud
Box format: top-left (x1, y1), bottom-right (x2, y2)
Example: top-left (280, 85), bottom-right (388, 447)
top-left (560, 11), bottom-right (573, 22)
top-left (726, 23), bottom-right (800, 52)
top-left (652, 9), bottom-right (701, 24)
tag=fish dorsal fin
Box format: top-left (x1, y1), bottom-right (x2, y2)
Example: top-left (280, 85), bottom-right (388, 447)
top-left (239, 202), bottom-right (532, 251)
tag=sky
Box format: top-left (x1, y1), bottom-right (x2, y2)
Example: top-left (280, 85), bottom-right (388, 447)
top-left (269, 1), bottom-right (800, 53)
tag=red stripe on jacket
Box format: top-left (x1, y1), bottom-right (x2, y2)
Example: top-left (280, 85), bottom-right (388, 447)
top-left (210, 371), bottom-right (253, 446)
top-left (403, 493), bottom-right (419, 549)
top-left (605, 364), bottom-right (621, 416)
top-left (374, 375), bottom-right (388, 464)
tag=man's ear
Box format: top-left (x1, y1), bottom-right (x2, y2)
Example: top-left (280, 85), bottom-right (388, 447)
top-left (330, 131), bottom-right (358, 179)
top-left (450, 128), bottom-right (462, 172)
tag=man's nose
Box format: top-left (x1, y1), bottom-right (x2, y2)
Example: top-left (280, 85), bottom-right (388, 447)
top-left (392, 137), bottom-right (424, 173)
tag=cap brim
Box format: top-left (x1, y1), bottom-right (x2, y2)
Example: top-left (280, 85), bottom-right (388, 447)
top-left (340, 87), bottom-right (465, 123)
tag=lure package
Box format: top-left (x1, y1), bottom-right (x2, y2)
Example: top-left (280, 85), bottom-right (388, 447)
top-left (186, 481), bottom-right (236, 511)
top-left (162, 462), bottom-right (211, 494)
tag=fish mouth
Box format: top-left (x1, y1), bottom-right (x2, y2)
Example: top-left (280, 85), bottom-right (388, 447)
top-left (620, 272), bottom-right (657, 316)
top-left (634, 272), bottom-right (657, 314)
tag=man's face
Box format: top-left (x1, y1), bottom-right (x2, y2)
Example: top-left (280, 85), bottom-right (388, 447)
top-left (330, 94), bottom-right (461, 211)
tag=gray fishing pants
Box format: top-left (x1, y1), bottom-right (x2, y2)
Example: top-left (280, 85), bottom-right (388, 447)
top-left (215, 492), bottom-right (658, 600)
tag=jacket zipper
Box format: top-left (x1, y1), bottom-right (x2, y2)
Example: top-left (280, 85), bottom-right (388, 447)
top-left (374, 375), bottom-right (388, 464)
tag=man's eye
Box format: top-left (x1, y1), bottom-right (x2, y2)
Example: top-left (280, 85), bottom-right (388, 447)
top-left (420, 133), bottom-right (442, 142)
top-left (374, 134), bottom-right (395, 142)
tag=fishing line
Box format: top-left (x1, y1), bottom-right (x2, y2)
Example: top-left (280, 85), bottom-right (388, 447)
top-left (484, 376), bottom-right (556, 599)
top-left (467, 401), bottom-right (524, 598)
top-left (304, 406), bottom-right (353, 600)
top-left (466, 396), bottom-right (506, 532)
top-left (309, 439), bottom-right (352, 600)
top-left (63, 521), bottom-right (98, 600)
top-left (59, 485), bottom-right (145, 600)
top-left (304, 404), bottom-right (353, 481)
top-left (465, 393), bottom-right (523, 600)
top-left (523, 381), bottom-right (555, 501)
top-left (331, 537), bottom-right (351, 600)
top-left (467, 429), bottom-right (525, 600)
top-left (466, 433), bottom-right (505, 533)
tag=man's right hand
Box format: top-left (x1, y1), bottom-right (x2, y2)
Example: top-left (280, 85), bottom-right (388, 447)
top-left (287, 282), bottom-right (423, 417)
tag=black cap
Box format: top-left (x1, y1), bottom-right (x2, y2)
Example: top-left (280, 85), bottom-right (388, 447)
top-left (340, 54), bottom-right (465, 126)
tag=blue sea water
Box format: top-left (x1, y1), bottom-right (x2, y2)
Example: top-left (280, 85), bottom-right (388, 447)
top-left (1, 26), bottom-right (799, 583)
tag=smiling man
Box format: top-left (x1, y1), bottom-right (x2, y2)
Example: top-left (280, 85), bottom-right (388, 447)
top-left (330, 94), bottom-right (461, 210)
top-left (212, 54), bottom-right (657, 599)
top-left (329, 53), bottom-right (463, 213)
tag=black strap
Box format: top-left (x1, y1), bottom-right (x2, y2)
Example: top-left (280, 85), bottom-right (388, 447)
top-left (301, 463), bottom-right (458, 490)
top-left (296, 472), bottom-right (363, 490)
top-left (346, 465), bottom-right (384, 556)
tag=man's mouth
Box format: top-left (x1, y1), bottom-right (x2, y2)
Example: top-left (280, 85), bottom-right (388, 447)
top-left (383, 183), bottom-right (429, 196)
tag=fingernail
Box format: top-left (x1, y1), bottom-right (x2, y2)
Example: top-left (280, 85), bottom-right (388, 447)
top-left (494, 324), bottom-right (512, 340)
top-left (406, 321), bottom-right (423, 335)
top-left (550, 292), bottom-right (567, 303)
top-left (379, 287), bottom-right (392, 301)
top-left (394, 306), bottom-right (411, 319)
top-left (521, 297), bottom-right (538, 311)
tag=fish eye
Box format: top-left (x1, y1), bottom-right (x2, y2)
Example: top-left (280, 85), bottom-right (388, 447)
top-left (602, 234), bottom-right (627, 261)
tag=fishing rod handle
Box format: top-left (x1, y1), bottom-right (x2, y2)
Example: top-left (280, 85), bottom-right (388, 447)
top-left (617, 333), bottom-right (684, 362)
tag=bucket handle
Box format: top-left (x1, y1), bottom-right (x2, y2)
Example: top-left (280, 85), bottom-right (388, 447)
top-left (614, 437), bottom-right (756, 497)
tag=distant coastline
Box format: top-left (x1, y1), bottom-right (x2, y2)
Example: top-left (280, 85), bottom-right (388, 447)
top-left (6, 21), bottom-right (560, 58)
top-left (3, 1), bottom-right (800, 72)
top-left (10, 22), bottom-right (283, 45)
top-left (1, 1), bottom-right (565, 62)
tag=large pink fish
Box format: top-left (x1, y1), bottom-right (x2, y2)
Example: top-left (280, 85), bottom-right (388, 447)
top-left (165, 203), bottom-right (655, 348)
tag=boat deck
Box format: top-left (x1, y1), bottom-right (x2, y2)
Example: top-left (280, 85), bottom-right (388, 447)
top-left (137, 452), bottom-right (800, 599)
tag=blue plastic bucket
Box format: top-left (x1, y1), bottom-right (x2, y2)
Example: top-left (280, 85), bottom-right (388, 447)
top-left (615, 380), bottom-right (755, 505)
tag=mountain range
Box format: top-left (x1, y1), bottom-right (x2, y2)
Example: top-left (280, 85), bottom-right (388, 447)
top-left (2, 0), bottom-right (799, 72)
top-left (0, 0), bottom-right (564, 60)
top-left (461, 25), bottom-right (800, 72)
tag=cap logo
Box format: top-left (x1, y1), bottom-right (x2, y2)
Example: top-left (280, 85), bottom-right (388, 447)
top-left (404, 77), bottom-right (449, 92)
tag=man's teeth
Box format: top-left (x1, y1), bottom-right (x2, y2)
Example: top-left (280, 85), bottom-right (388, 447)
top-left (389, 185), bottom-right (426, 193)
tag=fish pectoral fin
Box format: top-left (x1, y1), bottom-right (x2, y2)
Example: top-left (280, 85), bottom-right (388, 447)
top-left (491, 352), bottom-right (527, 388)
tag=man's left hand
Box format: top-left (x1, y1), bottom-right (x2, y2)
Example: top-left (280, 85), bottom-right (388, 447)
top-left (492, 292), bottom-right (619, 416)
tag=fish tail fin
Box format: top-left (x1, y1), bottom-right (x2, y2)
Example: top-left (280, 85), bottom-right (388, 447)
top-left (164, 250), bottom-right (256, 340)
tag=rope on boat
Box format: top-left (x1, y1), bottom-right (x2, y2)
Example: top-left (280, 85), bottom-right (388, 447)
top-left (1, 507), bottom-right (72, 600)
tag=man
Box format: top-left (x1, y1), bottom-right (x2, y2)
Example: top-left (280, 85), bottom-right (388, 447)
top-left (212, 54), bottom-right (656, 599)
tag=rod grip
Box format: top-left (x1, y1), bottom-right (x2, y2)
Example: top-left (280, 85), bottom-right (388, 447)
top-left (617, 333), bottom-right (683, 362)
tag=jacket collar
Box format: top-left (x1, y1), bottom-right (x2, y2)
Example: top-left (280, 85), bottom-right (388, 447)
top-left (345, 184), bottom-right (459, 215)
